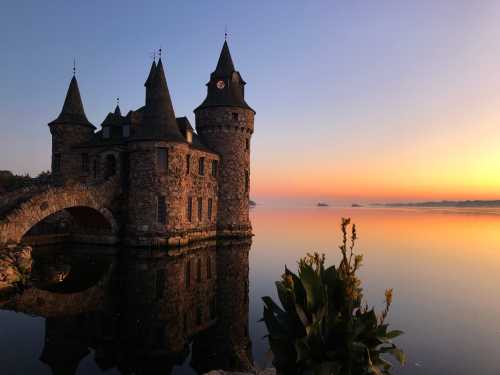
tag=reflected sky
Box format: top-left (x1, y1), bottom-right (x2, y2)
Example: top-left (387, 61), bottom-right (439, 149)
top-left (249, 206), bottom-right (500, 374)
top-left (1, 207), bottom-right (500, 374)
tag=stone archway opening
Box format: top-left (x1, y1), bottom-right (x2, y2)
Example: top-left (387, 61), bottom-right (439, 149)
top-left (22, 206), bottom-right (117, 246)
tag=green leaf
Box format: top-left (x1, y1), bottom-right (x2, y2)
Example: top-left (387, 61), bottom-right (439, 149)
top-left (295, 303), bottom-right (310, 328)
top-left (389, 347), bottom-right (406, 365)
top-left (386, 330), bottom-right (404, 339)
top-left (262, 296), bottom-right (285, 315)
top-left (299, 263), bottom-right (324, 311)
top-left (295, 337), bottom-right (310, 362)
top-left (276, 281), bottom-right (295, 311)
top-left (369, 365), bottom-right (384, 375)
top-left (262, 305), bottom-right (287, 339)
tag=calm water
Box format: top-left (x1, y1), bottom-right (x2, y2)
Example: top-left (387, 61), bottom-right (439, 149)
top-left (2, 206), bottom-right (500, 374)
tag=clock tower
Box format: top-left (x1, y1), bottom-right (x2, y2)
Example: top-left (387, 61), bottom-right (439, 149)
top-left (195, 40), bottom-right (255, 236)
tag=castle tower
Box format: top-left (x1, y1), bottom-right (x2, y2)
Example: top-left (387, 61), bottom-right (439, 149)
top-left (48, 75), bottom-right (96, 185)
top-left (194, 41), bottom-right (255, 235)
top-left (126, 58), bottom-right (189, 245)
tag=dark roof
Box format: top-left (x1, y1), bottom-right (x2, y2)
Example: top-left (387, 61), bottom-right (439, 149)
top-left (136, 58), bottom-right (185, 142)
top-left (195, 41), bottom-right (254, 113)
top-left (49, 76), bottom-right (95, 128)
top-left (214, 41), bottom-right (235, 77)
top-left (176, 116), bottom-right (194, 133)
top-left (175, 116), bottom-right (216, 153)
top-left (144, 61), bottom-right (156, 87)
top-left (101, 105), bottom-right (124, 127)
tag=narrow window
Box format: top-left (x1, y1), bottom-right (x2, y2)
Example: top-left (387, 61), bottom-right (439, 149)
top-left (155, 269), bottom-right (165, 299)
top-left (186, 154), bottom-right (191, 175)
top-left (207, 256), bottom-right (212, 279)
top-left (210, 297), bottom-right (216, 319)
top-left (185, 260), bottom-right (191, 288)
top-left (245, 170), bottom-right (249, 193)
top-left (246, 138), bottom-right (250, 151)
top-left (196, 307), bottom-right (203, 325)
top-left (196, 259), bottom-right (202, 282)
top-left (53, 153), bottom-right (61, 173)
top-left (103, 127), bottom-right (110, 139)
top-left (186, 130), bottom-right (193, 144)
top-left (123, 125), bottom-right (130, 138)
top-left (187, 197), bottom-right (193, 222)
top-left (232, 112), bottom-right (239, 121)
top-left (104, 154), bottom-right (116, 178)
top-left (198, 157), bottom-right (205, 175)
top-left (211, 160), bottom-right (218, 177)
top-left (157, 195), bottom-right (166, 224)
top-left (183, 313), bottom-right (188, 332)
top-left (197, 197), bottom-right (202, 221)
top-left (207, 198), bottom-right (213, 220)
top-left (157, 148), bottom-right (168, 173)
top-left (81, 153), bottom-right (89, 172)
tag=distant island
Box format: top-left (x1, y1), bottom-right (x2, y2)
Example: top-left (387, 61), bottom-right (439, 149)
top-left (317, 202), bottom-right (329, 207)
top-left (351, 203), bottom-right (363, 207)
top-left (374, 200), bottom-right (500, 208)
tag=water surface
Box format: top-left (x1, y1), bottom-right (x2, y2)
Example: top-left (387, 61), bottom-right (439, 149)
top-left (2, 206), bottom-right (500, 374)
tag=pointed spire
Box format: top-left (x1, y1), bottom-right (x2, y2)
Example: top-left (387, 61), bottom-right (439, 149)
top-left (49, 75), bottom-right (95, 128)
top-left (140, 57), bottom-right (184, 141)
top-left (114, 97), bottom-right (121, 115)
top-left (195, 40), bottom-right (254, 113)
top-left (214, 40), bottom-right (235, 77)
top-left (144, 60), bottom-right (157, 87)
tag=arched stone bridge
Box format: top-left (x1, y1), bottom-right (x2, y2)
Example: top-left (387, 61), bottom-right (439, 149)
top-left (0, 178), bottom-right (121, 247)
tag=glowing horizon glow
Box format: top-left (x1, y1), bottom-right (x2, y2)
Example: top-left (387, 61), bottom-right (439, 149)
top-left (2, 1), bottom-right (500, 203)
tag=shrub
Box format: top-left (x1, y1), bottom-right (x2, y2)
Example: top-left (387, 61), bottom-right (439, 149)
top-left (262, 218), bottom-right (405, 375)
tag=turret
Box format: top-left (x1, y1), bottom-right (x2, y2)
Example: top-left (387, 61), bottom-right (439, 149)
top-left (138, 58), bottom-right (184, 141)
top-left (194, 41), bottom-right (255, 235)
top-left (126, 58), bottom-right (189, 244)
top-left (48, 75), bottom-right (95, 185)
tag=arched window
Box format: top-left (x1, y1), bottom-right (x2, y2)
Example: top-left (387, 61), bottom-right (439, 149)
top-left (207, 256), bottom-right (212, 279)
top-left (104, 154), bottom-right (117, 178)
top-left (185, 260), bottom-right (191, 288)
top-left (196, 259), bottom-right (202, 282)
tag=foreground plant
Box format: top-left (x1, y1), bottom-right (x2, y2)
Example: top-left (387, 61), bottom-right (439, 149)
top-left (262, 218), bottom-right (405, 375)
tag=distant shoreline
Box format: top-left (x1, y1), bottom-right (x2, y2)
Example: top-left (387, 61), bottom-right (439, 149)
top-left (371, 200), bottom-right (500, 208)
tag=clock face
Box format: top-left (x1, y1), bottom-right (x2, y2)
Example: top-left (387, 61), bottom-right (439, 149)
top-left (216, 80), bottom-right (225, 90)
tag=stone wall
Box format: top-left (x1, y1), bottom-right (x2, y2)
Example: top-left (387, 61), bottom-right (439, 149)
top-left (195, 107), bottom-right (254, 235)
top-left (126, 140), bottom-right (219, 246)
top-left (49, 122), bottom-right (94, 185)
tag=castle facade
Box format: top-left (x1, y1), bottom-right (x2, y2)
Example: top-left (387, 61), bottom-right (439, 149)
top-left (47, 41), bottom-right (255, 246)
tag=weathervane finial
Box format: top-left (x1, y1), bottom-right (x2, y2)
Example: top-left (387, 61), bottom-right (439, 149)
top-left (117, 97), bottom-right (120, 106)
top-left (224, 25), bottom-right (228, 41)
top-left (159, 48), bottom-right (162, 59)
top-left (73, 58), bottom-right (76, 76)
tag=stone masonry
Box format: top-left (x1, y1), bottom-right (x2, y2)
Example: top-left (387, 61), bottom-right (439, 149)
top-left (0, 40), bottom-right (254, 248)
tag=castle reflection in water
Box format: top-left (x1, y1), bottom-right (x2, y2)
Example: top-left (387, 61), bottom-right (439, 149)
top-left (0, 239), bottom-right (252, 375)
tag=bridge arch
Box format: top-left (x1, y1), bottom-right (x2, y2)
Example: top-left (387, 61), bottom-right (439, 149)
top-left (0, 180), bottom-right (120, 246)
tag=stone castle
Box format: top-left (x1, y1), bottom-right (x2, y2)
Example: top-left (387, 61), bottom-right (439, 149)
top-left (45, 41), bottom-right (254, 247)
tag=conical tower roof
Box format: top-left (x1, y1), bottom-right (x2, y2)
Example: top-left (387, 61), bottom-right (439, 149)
top-left (144, 61), bottom-right (157, 87)
top-left (214, 40), bottom-right (235, 77)
top-left (49, 76), bottom-right (95, 128)
top-left (195, 41), bottom-right (254, 113)
top-left (138, 58), bottom-right (184, 141)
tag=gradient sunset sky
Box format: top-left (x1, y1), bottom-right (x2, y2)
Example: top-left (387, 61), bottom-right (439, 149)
top-left (2, 1), bottom-right (500, 203)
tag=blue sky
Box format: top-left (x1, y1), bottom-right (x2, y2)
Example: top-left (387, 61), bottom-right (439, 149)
top-left (2, 1), bottom-right (500, 202)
